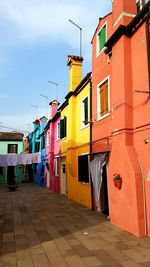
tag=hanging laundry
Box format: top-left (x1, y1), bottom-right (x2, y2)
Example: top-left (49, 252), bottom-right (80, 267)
top-left (26, 153), bottom-right (32, 164)
top-left (0, 152), bottom-right (41, 166)
top-left (0, 155), bottom-right (7, 166)
top-left (7, 154), bottom-right (18, 166)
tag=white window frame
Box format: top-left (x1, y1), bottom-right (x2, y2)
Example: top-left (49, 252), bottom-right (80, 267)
top-left (96, 22), bottom-right (107, 57)
top-left (57, 121), bottom-right (60, 140)
top-left (97, 76), bottom-right (110, 121)
top-left (55, 157), bottom-right (59, 176)
top-left (136, 0), bottom-right (149, 11)
top-left (81, 96), bottom-right (89, 130)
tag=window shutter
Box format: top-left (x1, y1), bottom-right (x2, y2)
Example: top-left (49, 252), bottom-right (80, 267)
top-left (99, 25), bottom-right (106, 51)
top-left (60, 117), bottom-right (66, 139)
top-left (100, 80), bottom-right (108, 116)
top-left (64, 116), bottom-right (66, 138)
top-left (83, 98), bottom-right (88, 125)
top-left (104, 82), bottom-right (108, 114)
top-left (60, 119), bottom-right (64, 139)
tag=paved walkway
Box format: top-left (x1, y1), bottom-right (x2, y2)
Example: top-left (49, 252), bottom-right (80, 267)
top-left (0, 184), bottom-right (150, 267)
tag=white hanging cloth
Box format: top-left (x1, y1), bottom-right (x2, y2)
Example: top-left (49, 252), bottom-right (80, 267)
top-left (0, 152), bottom-right (41, 166)
top-left (7, 154), bottom-right (18, 166)
top-left (0, 155), bottom-right (7, 166)
top-left (89, 153), bottom-right (107, 207)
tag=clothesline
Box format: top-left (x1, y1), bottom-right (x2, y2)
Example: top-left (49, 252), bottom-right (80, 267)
top-left (0, 152), bottom-right (41, 166)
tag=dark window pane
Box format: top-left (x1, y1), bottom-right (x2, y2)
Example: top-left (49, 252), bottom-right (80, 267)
top-left (35, 142), bottom-right (40, 152)
top-left (0, 167), bottom-right (3, 176)
top-left (8, 144), bottom-right (18, 154)
top-left (78, 155), bottom-right (89, 183)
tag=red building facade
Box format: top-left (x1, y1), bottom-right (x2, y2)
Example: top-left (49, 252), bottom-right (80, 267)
top-left (91, 0), bottom-right (150, 236)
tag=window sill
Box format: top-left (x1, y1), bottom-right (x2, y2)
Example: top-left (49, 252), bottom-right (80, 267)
top-left (79, 181), bottom-right (90, 186)
top-left (60, 137), bottom-right (67, 141)
top-left (97, 112), bottom-right (110, 121)
top-left (96, 46), bottom-right (106, 57)
top-left (80, 124), bottom-right (89, 130)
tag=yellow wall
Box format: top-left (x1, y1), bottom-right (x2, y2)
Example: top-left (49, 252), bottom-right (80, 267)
top-left (60, 63), bottom-right (92, 208)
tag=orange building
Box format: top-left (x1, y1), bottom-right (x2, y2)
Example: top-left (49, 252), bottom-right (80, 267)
top-left (91, 0), bottom-right (150, 236)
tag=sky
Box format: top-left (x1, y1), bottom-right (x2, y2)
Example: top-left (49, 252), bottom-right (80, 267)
top-left (0, 0), bottom-right (112, 135)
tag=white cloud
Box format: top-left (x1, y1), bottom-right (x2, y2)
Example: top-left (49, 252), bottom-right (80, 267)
top-left (0, 106), bottom-right (47, 134)
top-left (0, 0), bottom-right (111, 48)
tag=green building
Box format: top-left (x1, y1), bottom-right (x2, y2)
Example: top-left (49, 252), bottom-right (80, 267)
top-left (0, 132), bottom-right (24, 184)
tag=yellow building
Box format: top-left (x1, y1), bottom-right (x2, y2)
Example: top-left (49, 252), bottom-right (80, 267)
top-left (58, 55), bottom-right (92, 208)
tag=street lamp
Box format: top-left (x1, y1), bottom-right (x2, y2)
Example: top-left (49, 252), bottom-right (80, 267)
top-left (68, 19), bottom-right (82, 57)
top-left (48, 80), bottom-right (58, 100)
top-left (40, 94), bottom-right (49, 118)
top-left (30, 104), bottom-right (38, 119)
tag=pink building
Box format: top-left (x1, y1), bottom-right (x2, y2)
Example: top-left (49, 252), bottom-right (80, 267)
top-left (45, 100), bottom-right (61, 192)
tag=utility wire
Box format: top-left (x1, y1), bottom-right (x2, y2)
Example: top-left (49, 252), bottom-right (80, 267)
top-left (0, 124), bottom-right (30, 134)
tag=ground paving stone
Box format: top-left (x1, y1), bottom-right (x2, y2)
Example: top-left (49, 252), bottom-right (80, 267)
top-left (0, 184), bottom-right (150, 267)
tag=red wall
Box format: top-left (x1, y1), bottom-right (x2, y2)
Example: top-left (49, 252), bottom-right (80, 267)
top-left (92, 5), bottom-right (150, 236)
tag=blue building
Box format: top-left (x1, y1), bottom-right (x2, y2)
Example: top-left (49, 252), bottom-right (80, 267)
top-left (31, 119), bottom-right (40, 183)
top-left (36, 116), bottom-right (47, 187)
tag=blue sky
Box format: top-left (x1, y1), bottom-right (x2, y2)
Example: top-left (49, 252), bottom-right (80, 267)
top-left (0, 0), bottom-right (111, 134)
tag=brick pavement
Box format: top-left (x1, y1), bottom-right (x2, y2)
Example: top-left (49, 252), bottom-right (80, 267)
top-left (0, 184), bottom-right (150, 267)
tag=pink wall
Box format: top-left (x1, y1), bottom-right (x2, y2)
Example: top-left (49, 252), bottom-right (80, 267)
top-left (45, 102), bottom-right (60, 192)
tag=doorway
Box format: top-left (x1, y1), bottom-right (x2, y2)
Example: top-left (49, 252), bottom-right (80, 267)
top-left (61, 163), bottom-right (66, 194)
top-left (100, 164), bottom-right (109, 216)
top-left (7, 166), bottom-right (15, 184)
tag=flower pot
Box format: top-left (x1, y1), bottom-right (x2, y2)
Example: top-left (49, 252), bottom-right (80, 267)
top-left (114, 180), bottom-right (122, 189)
top-left (8, 185), bottom-right (17, 191)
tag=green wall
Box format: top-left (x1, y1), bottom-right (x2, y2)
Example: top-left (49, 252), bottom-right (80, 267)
top-left (0, 140), bottom-right (24, 184)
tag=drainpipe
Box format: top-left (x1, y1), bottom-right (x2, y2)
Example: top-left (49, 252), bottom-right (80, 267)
top-left (145, 10), bottom-right (150, 94)
top-left (89, 76), bottom-right (94, 210)
top-left (137, 156), bottom-right (147, 236)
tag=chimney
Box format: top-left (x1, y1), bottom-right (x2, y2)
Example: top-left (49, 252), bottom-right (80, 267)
top-left (112, 0), bottom-right (137, 30)
top-left (67, 55), bottom-right (83, 92)
top-left (49, 100), bottom-right (60, 119)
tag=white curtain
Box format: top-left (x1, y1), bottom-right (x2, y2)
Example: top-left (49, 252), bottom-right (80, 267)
top-left (89, 153), bottom-right (107, 207)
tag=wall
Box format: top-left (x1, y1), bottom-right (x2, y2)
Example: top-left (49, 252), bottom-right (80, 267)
top-left (0, 140), bottom-right (23, 184)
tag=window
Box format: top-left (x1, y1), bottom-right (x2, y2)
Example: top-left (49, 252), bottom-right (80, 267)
top-left (97, 24), bottom-right (106, 55)
top-left (60, 116), bottom-right (67, 139)
top-left (0, 167), bottom-right (3, 176)
top-left (47, 132), bottom-right (50, 145)
top-left (97, 77), bottom-right (110, 120)
top-left (81, 97), bottom-right (88, 127)
top-left (78, 155), bottom-right (89, 183)
top-left (57, 122), bottom-right (60, 139)
top-left (55, 158), bottom-right (60, 176)
top-left (7, 144), bottom-right (18, 154)
top-left (35, 141), bottom-right (40, 152)
top-left (41, 136), bottom-right (45, 150)
top-left (136, 0), bottom-right (149, 12)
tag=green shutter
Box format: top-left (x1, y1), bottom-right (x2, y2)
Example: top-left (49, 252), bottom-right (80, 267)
top-left (60, 117), bottom-right (67, 139)
top-left (60, 119), bottom-right (64, 139)
top-left (64, 116), bottom-right (66, 138)
top-left (99, 25), bottom-right (106, 52)
top-left (83, 97), bottom-right (88, 125)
